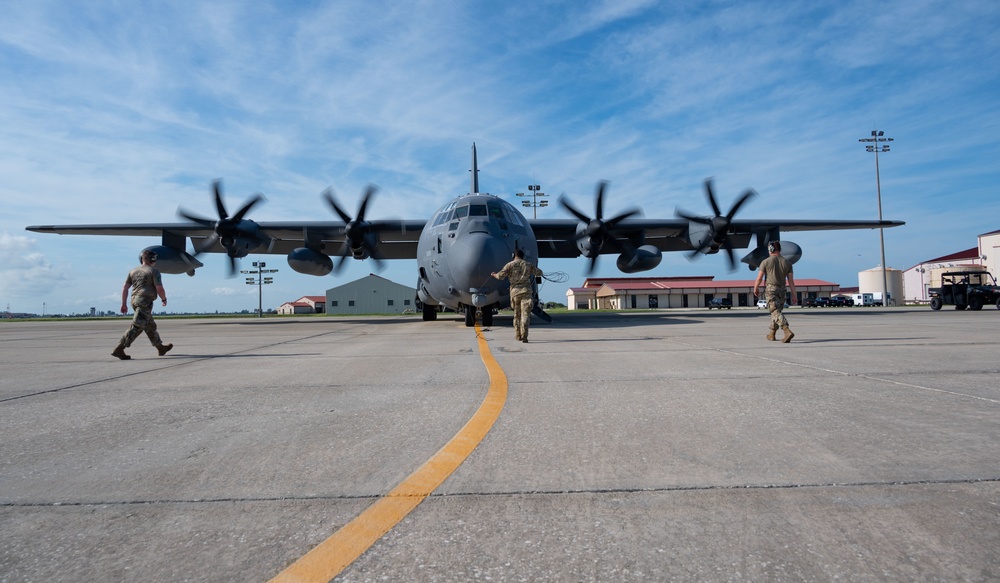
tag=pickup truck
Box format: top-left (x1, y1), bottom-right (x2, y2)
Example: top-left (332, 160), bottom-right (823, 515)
top-left (803, 297), bottom-right (829, 308)
top-left (707, 298), bottom-right (732, 309)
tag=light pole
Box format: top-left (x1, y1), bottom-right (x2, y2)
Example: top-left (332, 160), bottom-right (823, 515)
top-left (915, 266), bottom-right (926, 303)
top-left (242, 261), bottom-right (276, 317)
top-left (516, 183), bottom-right (547, 219)
top-left (859, 129), bottom-right (893, 306)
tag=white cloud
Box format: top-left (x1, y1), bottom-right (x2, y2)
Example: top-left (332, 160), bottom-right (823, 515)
top-left (0, 232), bottom-right (70, 298)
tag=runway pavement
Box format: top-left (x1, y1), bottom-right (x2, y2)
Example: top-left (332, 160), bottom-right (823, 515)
top-left (1, 307), bottom-right (998, 582)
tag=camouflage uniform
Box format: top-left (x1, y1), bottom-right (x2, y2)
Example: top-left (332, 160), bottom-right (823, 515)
top-left (120, 265), bottom-right (165, 349)
top-left (495, 257), bottom-right (543, 341)
top-left (759, 254), bottom-right (793, 334)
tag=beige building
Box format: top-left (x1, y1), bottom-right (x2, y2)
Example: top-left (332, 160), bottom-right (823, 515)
top-left (566, 276), bottom-right (840, 309)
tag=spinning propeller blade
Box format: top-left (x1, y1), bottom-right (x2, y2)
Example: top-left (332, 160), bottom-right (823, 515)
top-left (177, 180), bottom-right (269, 277)
top-left (559, 181), bottom-right (641, 274)
top-left (323, 185), bottom-right (385, 273)
top-left (675, 179), bottom-right (756, 271)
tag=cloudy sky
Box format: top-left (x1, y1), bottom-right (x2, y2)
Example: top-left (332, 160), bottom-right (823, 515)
top-left (2, 1), bottom-right (998, 315)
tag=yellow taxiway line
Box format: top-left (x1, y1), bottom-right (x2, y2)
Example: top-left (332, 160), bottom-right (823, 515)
top-left (270, 324), bottom-right (508, 583)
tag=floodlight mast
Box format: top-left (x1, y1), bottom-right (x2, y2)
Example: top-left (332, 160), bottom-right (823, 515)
top-left (516, 183), bottom-right (547, 219)
top-left (242, 261), bottom-right (277, 317)
top-left (859, 129), bottom-right (893, 307)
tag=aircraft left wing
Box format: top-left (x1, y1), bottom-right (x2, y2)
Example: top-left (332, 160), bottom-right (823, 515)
top-left (529, 179), bottom-right (903, 272)
top-left (529, 216), bottom-right (905, 272)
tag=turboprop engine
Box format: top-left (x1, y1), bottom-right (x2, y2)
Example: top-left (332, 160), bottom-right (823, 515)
top-left (287, 248), bottom-right (334, 276)
top-left (141, 245), bottom-right (203, 275)
top-left (616, 245), bottom-right (663, 273)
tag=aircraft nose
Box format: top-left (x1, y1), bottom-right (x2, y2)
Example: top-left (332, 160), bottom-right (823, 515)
top-left (452, 233), bottom-right (509, 291)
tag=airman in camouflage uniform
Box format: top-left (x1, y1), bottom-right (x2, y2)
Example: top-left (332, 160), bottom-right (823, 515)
top-left (112, 250), bottom-right (173, 360)
top-left (492, 249), bottom-right (543, 343)
top-left (753, 240), bottom-right (797, 343)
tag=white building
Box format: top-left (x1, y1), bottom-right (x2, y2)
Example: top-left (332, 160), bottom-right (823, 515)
top-left (979, 229), bottom-right (1000, 281)
top-left (325, 274), bottom-right (416, 315)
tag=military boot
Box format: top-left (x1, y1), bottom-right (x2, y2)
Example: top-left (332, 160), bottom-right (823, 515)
top-left (781, 326), bottom-right (795, 343)
top-left (112, 344), bottom-right (131, 360)
top-left (156, 343), bottom-right (174, 356)
top-left (766, 328), bottom-right (777, 341)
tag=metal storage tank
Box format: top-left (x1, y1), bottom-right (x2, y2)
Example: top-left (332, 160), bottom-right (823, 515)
top-left (859, 266), bottom-right (903, 304)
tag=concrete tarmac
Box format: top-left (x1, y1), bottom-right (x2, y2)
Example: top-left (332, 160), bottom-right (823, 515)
top-left (1, 308), bottom-right (998, 582)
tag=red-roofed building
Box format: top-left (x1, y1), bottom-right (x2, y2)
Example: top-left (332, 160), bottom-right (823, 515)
top-left (566, 276), bottom-right (839, 309)
top-left (277, 295), bottom-right (327, 315)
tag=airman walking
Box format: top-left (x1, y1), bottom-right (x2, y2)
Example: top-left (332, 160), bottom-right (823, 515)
top-left (753, 240), bottom-right (797, 342)
top-left (492, 249), bottom-right (543, 343)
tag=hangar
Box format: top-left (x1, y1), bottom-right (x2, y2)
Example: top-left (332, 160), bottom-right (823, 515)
top-left (325, 274), bottom-right (416, 315)
top-left (566, 276), bottom-right (840, 310)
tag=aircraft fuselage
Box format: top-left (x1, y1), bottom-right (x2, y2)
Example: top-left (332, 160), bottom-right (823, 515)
top-left (416, 193), bottom-right (539, 317)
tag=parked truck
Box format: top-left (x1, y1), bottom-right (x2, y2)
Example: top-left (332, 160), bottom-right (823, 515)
top-left (928, 271), bottom-right (1000, 311)
top-left (853, 292), bottom-right (891, 306)
top-left (852, 293), bottom-right (875, 307)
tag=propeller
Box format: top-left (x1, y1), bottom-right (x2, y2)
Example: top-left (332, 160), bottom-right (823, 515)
top-left (322, 185), bottom-right (385, 273)
top-left (559, 181), bottom-right (641, 274)
top-left (177, 180), bottom-right (268, 276)
top-left (675, 179), bottom-right (756, 271)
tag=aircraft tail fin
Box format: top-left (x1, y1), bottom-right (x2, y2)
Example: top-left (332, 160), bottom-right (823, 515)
top-left (470, 143), bottom-right (479, 194)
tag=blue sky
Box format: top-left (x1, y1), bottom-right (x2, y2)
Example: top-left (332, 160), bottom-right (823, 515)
top-left (2, 1), bottom-right (998, 314)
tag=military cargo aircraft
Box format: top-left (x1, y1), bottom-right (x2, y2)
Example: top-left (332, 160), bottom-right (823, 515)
top-left (26, 144), bottom-right (903, 326)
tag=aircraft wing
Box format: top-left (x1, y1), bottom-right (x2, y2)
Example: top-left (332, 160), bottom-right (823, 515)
top-left (25, 221), bottom-right (427, 260)
top-left (528, 217), bottom-right (905, 258)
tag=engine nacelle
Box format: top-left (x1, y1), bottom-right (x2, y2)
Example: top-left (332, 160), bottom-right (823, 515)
top-left (287, 248), bottom-right (333, 276)
top-left (741, 240), bottom-right (802, 270)
top-left (142, 245), bottom-right (203, 275)
top-left (617, 245), bottom-right (663, 273)
top-left (781, 241), bottom-right (802, 264)
top-left (686, 222), bottom-right (712, 251)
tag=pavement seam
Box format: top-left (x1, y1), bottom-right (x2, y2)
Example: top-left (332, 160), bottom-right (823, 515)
top-left (5, 476), bottom-right (998, 508)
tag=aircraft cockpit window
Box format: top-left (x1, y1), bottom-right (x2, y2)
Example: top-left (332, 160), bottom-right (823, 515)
top-left (505, 207), bottom-right (525, 226)
top-left (469, 204), bottom-right (487, 216)
top-left (488, 202), bottom-right (508, 229)
top-left (454, 206), bottom-right (469, 219)
top-left (432, 211), bottom-right (450, 227)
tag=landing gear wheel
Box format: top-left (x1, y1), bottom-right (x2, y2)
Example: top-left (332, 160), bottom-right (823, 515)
top-left (930, 297), bottom-right (942, 311)
top-left (482, 307), bottom-right (494, 327)
top-left (422, 303), bottom-right (437, 321)
top-left (464, 307), bottom-right (476, 327)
